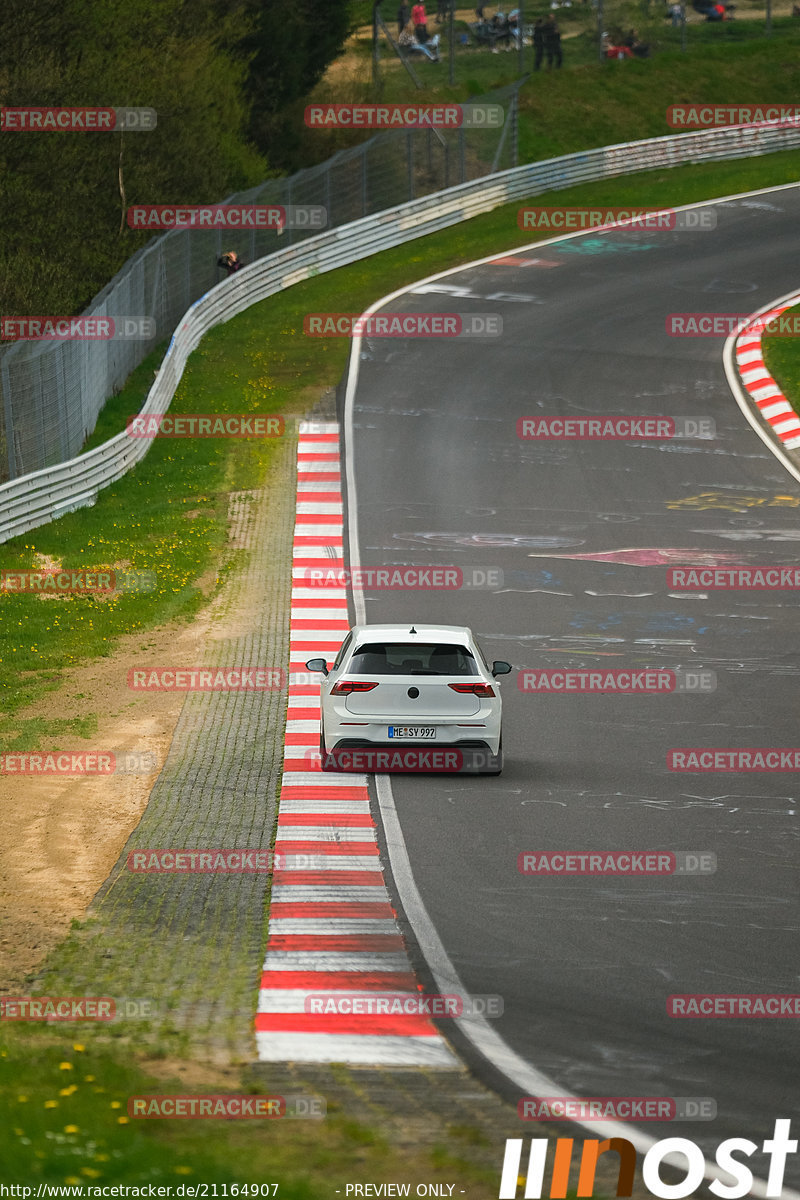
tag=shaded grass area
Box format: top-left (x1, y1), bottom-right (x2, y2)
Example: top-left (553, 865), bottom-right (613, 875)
top-left (763, 301), bottom-right (800, 416)
top-left (3, 147), bottom-right (799, 752)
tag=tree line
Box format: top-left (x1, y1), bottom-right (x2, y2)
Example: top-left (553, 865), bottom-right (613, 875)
top-left (0, 0), bottom-right (354, 316)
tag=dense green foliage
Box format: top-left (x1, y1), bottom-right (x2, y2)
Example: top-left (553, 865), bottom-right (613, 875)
top-left (0, 0), bottom-right (357, 316)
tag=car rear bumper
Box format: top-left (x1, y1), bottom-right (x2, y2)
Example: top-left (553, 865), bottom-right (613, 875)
top-left (324, 718), bottom-right (501, 757)
top-left (323, 740), bottom-right (500, 773)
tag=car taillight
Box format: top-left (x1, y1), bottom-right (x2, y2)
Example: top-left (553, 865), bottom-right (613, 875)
top-left (448, 683), bottom-right (495, 697)
top-left (331, 680), bottom-right (379, 695)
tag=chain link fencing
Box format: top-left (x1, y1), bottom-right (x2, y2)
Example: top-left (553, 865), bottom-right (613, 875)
top-left (0, 80), bottom-right (523, 484)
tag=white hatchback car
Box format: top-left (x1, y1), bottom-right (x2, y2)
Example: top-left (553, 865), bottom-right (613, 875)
top-left (306, 623), bottom-right (511, 775)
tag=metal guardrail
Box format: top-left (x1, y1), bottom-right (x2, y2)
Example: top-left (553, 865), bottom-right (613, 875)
top-left (1, 118), bottom-right (799, 544)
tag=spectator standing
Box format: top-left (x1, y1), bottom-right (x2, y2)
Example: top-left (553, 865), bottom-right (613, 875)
top-left (532, 17), bottom-right (545, 67)
top-left (544, 14), bottom-right (562, 67)
top-left (397, 1), bottom-right (410, 34)
top-left (411, 1), bottom-right (429, 39)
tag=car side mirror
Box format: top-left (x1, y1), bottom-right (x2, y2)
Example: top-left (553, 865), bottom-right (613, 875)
top-left (491, 661), bottom-right (512, 677)
top-left (306, 658), bottom-right (329, 676)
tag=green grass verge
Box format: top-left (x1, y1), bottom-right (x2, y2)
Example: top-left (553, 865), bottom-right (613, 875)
top-left (0, 1033), bottom-right (508, 1193)
top-left (2, 147), bottom-right (799, 753)
top-left (310, 12), bottom-right (800, 173)
top-left (763, 301), bottom-right (800, 416)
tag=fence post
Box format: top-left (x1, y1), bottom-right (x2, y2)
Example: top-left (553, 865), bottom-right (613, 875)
top-left (362, 147), bottom-right (369, 216)
top-left (1, 353), bottom-right (16, 480)
top-left (511, 91), bottom-right (519, 168)
top-left (286, 175), bottom-right (294, 247)
top-left (323, 168), bottom-right (331, 236)
top-left (372, 2), bottom-right (382, 93)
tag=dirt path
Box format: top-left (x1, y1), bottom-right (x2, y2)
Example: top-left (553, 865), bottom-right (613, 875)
top-left (0, 473), bottom-right (291, 997)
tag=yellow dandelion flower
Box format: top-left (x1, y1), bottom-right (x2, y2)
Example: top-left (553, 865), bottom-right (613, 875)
top-left (44, 1101), bottom-right (58, 1109)
top-left (117, 1116), bottom-right (129, 1125)
top-left (110, 1101), bottom-right (121, 1109)
top-left (58, 1062), bottom-right (73, 1071)
top-left (64, 1125), bottom-right (79, 1134)
top-left (80, 1169), bottom-right (101, 1178)
top-left (72, 1044), bottom-right (85, 1052)
top-left (174, 1167), bottom-right (192, 1175)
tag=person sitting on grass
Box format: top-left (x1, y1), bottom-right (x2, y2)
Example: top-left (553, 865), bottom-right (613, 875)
top-left (411, 0), bottom-right (429, 39)
top-left (490, 10), bottom-right (513, 50)
top-left (623, 27), bottom-right (651, 55)
top-left (399, 26), bottom-right (441, 58)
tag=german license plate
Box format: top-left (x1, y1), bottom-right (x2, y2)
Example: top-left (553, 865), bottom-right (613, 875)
top-left (388, 726), bottom-right (436, 739)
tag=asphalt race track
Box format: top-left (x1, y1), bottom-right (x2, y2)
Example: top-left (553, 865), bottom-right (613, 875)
top-left (344, 186), bottom-right (800, 1185)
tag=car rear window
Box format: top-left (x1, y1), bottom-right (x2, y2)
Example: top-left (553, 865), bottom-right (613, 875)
top-left (349, 643), bottom-right (478, 676)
